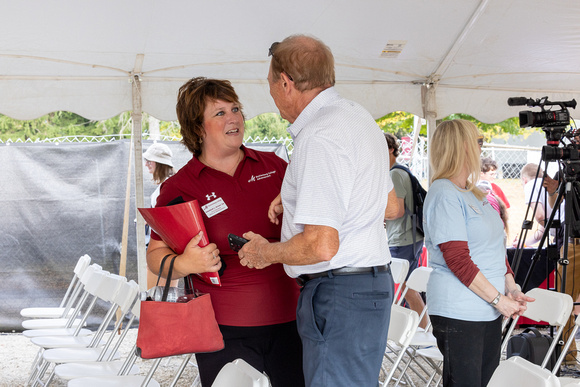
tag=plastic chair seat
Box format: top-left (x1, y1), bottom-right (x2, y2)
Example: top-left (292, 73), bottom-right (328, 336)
top-left (23, 328), bottom-right (92, 338)
top-left (31, 335), bottom-right (104, 349)
top-left (560, 377), bottom-right (580, 386)
top-left (212, 358), bottom-right (270, 387)
top-left (55, 360), bottom-right (139, 380)
top-left (21, 307), bottom-right (77, 319)
top-left (416, 346), bottom-right (443, 361)
top-left (488, 356), bottom-right (560, 387)
top-left (67, 375), bottom-right (160, 387)
top-left (43, 347), bottom-right (120, 363)
top-left (409, 330), bottom-right (437, 347)
top-left (22, 318), bottom-right (84, 330)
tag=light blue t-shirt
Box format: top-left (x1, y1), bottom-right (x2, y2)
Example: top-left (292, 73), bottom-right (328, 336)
top-left (424, 179), bottom-right (505, 322)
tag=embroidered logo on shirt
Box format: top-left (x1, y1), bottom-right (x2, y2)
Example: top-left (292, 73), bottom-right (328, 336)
top-left (206, 192), bottom-right (217, 201)
top-left (248, 170), bottom-right (276, 183)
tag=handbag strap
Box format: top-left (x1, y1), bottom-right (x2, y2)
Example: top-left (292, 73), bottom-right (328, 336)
top-left (161, 254), bottom-right (179, 302)
top-left (155, 254), bottom-right (174, 287)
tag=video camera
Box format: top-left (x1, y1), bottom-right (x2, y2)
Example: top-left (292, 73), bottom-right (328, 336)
top-left (508, 96), bottom-right (578, 151)
top-left (508, 96), bottom-right (576, 128)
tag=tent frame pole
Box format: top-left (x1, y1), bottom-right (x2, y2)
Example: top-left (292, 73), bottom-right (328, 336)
top-left (131, 70), bottom-right (147, 291)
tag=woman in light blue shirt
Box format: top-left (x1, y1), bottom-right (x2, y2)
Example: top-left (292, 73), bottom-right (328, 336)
top-left (424, 119), bottom-right (534, 387)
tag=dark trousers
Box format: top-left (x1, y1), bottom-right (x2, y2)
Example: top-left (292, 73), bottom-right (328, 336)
top-left (195, 321), bottom-right (304, 387)
top-left (431, 315), bottom-right (502, 387)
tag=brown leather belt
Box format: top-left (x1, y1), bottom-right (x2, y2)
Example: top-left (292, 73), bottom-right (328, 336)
top-left (296, 265), bottom-right (390, 287)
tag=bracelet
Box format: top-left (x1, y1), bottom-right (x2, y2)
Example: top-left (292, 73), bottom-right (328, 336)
top-left (490, 292), bottom-right (501, 306)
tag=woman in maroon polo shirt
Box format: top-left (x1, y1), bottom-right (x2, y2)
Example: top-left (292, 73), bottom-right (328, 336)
top-left (146, 77), bottom-right (303, 387)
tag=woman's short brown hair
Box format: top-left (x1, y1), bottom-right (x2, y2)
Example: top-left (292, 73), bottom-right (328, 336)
top-left (269, 35), bottom-right (335, 92)
top-left (176, 77), bottom-right (244, 155)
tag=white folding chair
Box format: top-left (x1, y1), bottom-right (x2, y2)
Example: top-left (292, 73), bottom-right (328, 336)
top-left (21, 255), bottom-right (91, 319)
top-left (66, 352), bottom-right (198, 387)
top-left (381, 304), bottom-right (420, 386)
top-left (211, 358), bottom-right (270, 387)
top-left (501, 287), bottom-right (573, 371)
top-left (22, 263), bottom-right (104, 332)
top-left (552, 314), bottom-right (580, 386)
top-left (25, 265), bottom-right (106, 386)
top-left (488, 356), bottom-right (560, 387)
top-left (392, 267), bottom-right (441, 386)
top-left (29, 272), bottom-right (127, 386)
top-left (390, 258), bottom-right (410, 304)
top-left (53, 296), bottom-right (142, 381)
top-left (56, 291), bottom-right (197, 387)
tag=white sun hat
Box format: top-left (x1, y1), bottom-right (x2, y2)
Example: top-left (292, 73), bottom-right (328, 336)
top-left (143, 142), bottom-right (174, 167)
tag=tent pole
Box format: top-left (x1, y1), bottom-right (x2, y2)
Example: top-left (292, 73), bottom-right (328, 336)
top-left (132, 72), bottom-right (147, 291)
top-left (422, 84), bottom-right (437, 186)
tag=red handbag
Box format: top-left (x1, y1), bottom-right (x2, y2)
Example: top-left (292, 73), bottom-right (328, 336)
top-left (136, 255), bottom-right (224, 359)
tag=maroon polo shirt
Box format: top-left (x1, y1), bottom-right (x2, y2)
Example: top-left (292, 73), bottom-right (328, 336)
top-left (151, 146), bottom-right (299, 326)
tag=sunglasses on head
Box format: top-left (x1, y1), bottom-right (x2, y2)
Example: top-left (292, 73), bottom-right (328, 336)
top-left (268, 42), bottom-right (294, 82)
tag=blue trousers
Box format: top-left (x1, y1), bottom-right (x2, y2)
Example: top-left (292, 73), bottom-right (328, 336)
top-left (297, 267), bottom-right (394, 387)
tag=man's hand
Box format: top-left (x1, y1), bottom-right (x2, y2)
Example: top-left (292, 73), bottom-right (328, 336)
top-left (268, 194), bottom-right (283, 225)
top-left (238, 231), bottom-right (272, 269)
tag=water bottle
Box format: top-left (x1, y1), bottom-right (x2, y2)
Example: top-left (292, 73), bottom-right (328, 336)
top-left (142, 286), bottom-right (186, 302)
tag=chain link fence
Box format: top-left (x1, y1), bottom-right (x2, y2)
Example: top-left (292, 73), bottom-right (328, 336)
top-left (397, 136), bottom-right (542, 180)
top-left (1, 134), bottom-right (542, 180)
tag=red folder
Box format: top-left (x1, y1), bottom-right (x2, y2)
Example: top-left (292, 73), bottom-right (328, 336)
top-left (139, 200), bottom-right (221, 286)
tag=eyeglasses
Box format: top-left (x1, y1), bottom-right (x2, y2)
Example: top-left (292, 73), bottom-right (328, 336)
top-left (477, 138), bottom-right (484, 147)
top-left (268, 42), bottom-right (294, 82)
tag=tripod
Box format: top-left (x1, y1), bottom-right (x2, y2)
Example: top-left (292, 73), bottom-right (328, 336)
top-left (512, 158), bottom-right (580, 298)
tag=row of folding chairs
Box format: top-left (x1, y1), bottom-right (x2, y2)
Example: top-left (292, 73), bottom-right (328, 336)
top-left (386, 257), bottom-right (580, 387)
top-left (382, 263), bottom-right (441, 386)
top-left (20, 256), bottom-right (199, 387)
top-left (21, 255), bottom-right (270, 387)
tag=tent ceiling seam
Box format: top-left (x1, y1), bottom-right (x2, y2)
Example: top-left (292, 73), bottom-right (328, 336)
top-left (427, 0), bottom-right (490, 84)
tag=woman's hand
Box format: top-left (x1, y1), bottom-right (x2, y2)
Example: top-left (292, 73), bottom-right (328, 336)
top-left (500, 274), bottom-right (535, 318)
top-left (268, 194), bottom-right (283, 225)
top-left (494, 294), bottom-right (528, 319)
top-left (179, 232), bottom-right (222, 274)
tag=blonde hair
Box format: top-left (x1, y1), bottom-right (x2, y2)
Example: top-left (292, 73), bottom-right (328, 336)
top-left (430, 119), bottom-right (485, 200)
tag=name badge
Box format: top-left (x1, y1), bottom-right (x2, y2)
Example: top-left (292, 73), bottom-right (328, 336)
top-left (469, 204), bottom-right (482, 214)
top-left (202, 197), bottom-right (228, 218)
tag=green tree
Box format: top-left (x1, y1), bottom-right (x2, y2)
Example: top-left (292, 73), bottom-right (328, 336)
top-left (441, 113), bottom-right (539, 141)
top-left (376, 111), bottom-right (543, 141)
top-left (376, 111), bottom-right (424, 137)
top-left (244, 113), bottom-right (290, 140)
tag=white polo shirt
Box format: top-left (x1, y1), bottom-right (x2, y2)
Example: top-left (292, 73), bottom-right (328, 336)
top-left (281, 87), bottom-right (392, 278)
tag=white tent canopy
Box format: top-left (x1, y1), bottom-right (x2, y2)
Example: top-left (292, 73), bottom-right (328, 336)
top-left (2, 0), bottom-right (580, 288)
top-left (2, 0), bottom-right (580, 123)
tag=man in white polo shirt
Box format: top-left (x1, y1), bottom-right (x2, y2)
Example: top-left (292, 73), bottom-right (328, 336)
top-left (238, 34), bottom-right (399, 386)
